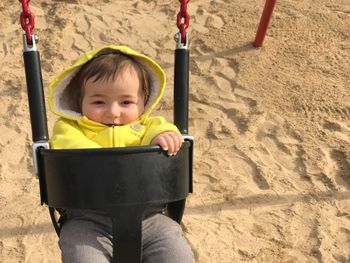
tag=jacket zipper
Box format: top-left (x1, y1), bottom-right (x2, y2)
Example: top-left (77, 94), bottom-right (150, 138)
top-left (112, 125), bottom-right (115, 147)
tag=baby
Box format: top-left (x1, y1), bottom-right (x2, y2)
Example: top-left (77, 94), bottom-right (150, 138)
top-left (50, 46), bottom-right (182, 155)
top-left (49, 45), bottom-right (194, 262)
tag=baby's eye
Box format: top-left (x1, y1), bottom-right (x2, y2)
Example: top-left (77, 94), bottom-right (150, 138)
top-left (122, 101), bottom-right (133, 105)
top-left (92, 100), bottom-right (105, 105)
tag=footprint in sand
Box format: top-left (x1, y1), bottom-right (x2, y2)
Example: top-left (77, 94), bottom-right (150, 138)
top-left (188, 33), bottom-right (320, 196)
top-left (189, 41), bottom-right (315, 196)
top-left (323, 119), bottom-right (350, 144)
top-left (326, 2), bottom-right (350, 17)
top-left (250, 115), bottom-right (350, 194)
top-left (298, 100), bottom-right (350, 122)
top-left (188, 38), bottom-right (276, 194)
top-left (331, 227), bottom-right (350, 262)
top-left (190, 2), bottom-right (225, 34)
top-left (320, 147), bottom-right (350, 191)
top-left (190, 37), bottom-right (259, 133)
top-left (247, 114), bottom-right (315, 192)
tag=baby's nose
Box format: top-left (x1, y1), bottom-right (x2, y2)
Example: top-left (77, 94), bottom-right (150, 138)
top-left (107, 104), bottom-right (120, 117)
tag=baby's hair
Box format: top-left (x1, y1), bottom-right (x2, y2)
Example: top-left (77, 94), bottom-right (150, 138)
top-left (64, 49), bottom-right (150, 113)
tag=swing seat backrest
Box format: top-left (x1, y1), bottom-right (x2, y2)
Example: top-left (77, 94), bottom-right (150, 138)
top-left (38, 140), bottom-right (193, 263)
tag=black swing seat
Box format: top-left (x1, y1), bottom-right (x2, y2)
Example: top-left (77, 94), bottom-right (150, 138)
top-left (20, 30), bottom-right (191, 263)
top-left (37, 139), bottom-right (193, 263)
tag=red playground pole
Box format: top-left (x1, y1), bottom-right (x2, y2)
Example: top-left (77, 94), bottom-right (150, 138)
top-left (253, 0), bottom-right (276, 47)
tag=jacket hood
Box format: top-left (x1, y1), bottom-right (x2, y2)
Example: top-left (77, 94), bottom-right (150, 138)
top-left (49, 45), bottom-right (166, 122)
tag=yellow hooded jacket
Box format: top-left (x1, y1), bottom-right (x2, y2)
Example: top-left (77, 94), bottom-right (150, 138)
top-left (49, 45), bottom-right (179, 149)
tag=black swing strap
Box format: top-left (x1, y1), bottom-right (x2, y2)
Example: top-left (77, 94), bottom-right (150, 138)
top-left (19, 0), bottom-right (50, 207)
top-left (19, 0), bottom-right (49, 143)
top-left (167, 0), bottom-right (193, 224)
top-left (174, 0), bottom-right (190, 135)
top-left (22, 40), bottom-right (49, 143)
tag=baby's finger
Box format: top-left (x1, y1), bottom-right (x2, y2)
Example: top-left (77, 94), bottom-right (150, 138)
top-left (177, 133), bottom-right (183, 149)
top-left (169, 133), bottom-right (182, 152)
top-left (158, 136), bottom-right (169, 151)
top-left (164, 134), bottom-right (176, 155)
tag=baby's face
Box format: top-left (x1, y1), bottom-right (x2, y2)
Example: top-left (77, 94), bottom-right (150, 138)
top-left (81, 67), bottom-right (145, 126)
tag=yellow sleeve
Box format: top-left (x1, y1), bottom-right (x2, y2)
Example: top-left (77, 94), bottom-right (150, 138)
top-left (50, 118), bottom-right (101, 149)
top-left (141, 116), bottom-right (180, 145)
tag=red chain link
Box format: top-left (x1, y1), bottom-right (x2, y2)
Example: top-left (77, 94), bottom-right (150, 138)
top-left (177, 0), bottom-right (190, 44)
top-left (19, 0), bottom-right (35, 45)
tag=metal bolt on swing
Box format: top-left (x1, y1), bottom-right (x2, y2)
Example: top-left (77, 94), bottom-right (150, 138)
top-left (23, 34), bottom-right (39, 52)
top-left (174, 32), bottom-right (189, 49)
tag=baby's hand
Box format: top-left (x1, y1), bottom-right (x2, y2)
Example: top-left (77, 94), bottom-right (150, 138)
top-left (151, 132), bottom-right (183, 156)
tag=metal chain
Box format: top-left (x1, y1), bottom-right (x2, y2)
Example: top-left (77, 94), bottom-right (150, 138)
top-left (19, 0), bottom-right (35, 45)
top-left (176, 0), bottom-right (190, 44)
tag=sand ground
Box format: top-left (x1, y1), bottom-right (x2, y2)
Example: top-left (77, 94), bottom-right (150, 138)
top-left (0, 0), bottom-right (350, 262)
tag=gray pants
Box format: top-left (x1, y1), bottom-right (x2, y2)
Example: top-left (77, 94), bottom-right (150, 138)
top-left (58, 209), bottom-right (194, 263)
